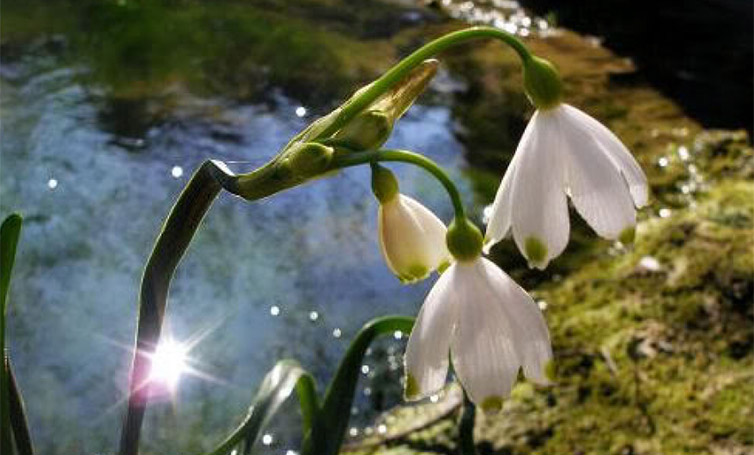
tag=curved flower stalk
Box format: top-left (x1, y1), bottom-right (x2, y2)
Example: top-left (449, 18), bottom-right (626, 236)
top-left (113, 26), bottom-right (571, 455)
top-left (372, 164), bottom-right (449, 283)
top-left (485, 57), bottom-right (649, 269)
top-left (405, 219), bottom-right (552, 412)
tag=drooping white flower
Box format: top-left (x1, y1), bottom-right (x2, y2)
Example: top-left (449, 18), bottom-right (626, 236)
top-left (485, 103), bottom-right (648, 269)
top-left (378, 194), bottom-right (450, 283)
top-left (404, 256), bottom-right (552, 412)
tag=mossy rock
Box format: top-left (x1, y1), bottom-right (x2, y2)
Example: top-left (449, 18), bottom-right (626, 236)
top-left (350, 135), bottom-right (753, 454)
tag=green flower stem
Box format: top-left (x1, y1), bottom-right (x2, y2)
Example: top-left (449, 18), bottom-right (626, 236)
top-left (315, 26), bottom-right (531, 139)
top-left (303, 316), bottom-right (415, 455)
top-left (331, 148), bottom-right (467, 220)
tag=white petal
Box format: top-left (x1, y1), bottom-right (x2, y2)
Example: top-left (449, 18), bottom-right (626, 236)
top-left (378, 194), bottom-right (448, 282)
top-left (450, 258), bottom-right (551, 409)
top-left (484, 126), bottom-right (526, 253)
top-left (510, 110), bottom-right (570, 269)
top-left (478, 258), bottom-right (552, 385)
top-left (559, 109), bottom-right (637, 240)
top-left (562, 105), bottom-right (648, 207)
top-left (404, 264), bottom-right (458, 399)
top-left (401, 195), bottom-right (450, 268)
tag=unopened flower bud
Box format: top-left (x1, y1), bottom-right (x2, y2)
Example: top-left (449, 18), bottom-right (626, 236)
top-left (372, 166), bottom-right (450, 283)
top-left (282, 142), bottom-right (334, 179)
top-left (334, 110), bottom-right (393, 151)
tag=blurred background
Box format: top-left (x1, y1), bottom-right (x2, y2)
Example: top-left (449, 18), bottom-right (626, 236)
top-left (1, 1), bottom-right (752, 454)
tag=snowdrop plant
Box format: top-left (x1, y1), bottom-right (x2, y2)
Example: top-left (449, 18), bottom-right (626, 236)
top-left (484, 57), bottom-right (649, 269)
top-left (1, 26), bottom-right (648, 455)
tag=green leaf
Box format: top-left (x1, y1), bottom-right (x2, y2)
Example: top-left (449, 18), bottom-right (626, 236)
top-left (304, 315), bottom-right (415, 455)
top-left (1, 213), bottom-right (23, 454)
top-left (205, 359), bottom-right (318, 455)
top-left (5, 358), bottom-right (33, 455)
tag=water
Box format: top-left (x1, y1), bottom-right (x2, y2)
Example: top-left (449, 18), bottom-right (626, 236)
top-left (0, 35), bottom-right (479, 454)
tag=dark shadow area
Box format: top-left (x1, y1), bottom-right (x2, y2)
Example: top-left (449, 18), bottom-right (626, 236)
top-left (521, 0), bottom-right (753, 133)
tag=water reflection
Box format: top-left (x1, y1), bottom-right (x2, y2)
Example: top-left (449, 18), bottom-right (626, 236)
top-left (0, 40), bottom-right (474, 454)
top-left (436, 0), bottom-right (551, 37)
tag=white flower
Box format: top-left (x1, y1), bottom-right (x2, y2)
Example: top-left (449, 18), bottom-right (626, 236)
top-left (404, 257), bottom-right (552, 412)
top-left (378, 194), bottom-right (449, 283)
top-left (485, 104), bottom-right (648, 269)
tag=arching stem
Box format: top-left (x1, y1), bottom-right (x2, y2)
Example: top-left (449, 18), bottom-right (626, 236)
top-left (315, 26), bottom-right (531, 139)
top-left (331, 148), bottom-right (467, 220)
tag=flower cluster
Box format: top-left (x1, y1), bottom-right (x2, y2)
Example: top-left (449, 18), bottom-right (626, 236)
top-left (370, 55), bottom-right (648, 410)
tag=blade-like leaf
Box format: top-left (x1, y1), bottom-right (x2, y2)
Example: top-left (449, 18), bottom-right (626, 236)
top-left (304, 315), bottom-right (414, 455)
top-left (1, 213), bottom-right (23, 454)
top-left (206, 359), bottom-right (318, 455)
top-left (5, 357), bottom-right (33, 455)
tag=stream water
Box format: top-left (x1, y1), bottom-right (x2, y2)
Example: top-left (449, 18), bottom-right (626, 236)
top-left (0, 20), bottom-right (479, 455)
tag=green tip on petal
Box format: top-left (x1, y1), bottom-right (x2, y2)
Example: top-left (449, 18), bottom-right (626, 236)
top-left (481, 396), bottom-right (503, 414)
top-left (404, 373), bottom-right (420, 400)
top-left (437, 259), bottom-right (451, 274)
top-left (545, 359), bottom-right (557, 382)
top-left (398, 264), bottom-right (429, 284)
top-left (619, 226), bottom-right (636, 245)
top-left (524, 237), bottom-right (548, 266)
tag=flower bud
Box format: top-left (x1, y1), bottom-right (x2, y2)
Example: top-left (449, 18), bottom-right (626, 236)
top-left (523, 55), bottom-right (563, 110)
top-left (378, 193), bottom-right (450, 284)
top-left (282, 142), bottom-right (334, 179)
top-left (334, 110), bottom-right (393, 151)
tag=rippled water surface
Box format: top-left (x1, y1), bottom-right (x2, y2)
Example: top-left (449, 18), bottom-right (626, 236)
top-left (0, 27), bottom-right (483, 454)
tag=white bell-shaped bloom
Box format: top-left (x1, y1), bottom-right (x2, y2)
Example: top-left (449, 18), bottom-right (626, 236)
top-left (485, 104), bottom-right (648, 269)
top-left (378, 194), bottom-right (450, 283)
top-left (404, 257), bottom-right (552, 412)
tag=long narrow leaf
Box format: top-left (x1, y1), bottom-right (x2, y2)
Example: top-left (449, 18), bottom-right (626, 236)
top-left (6, 357), bottom-right (33, 455)
top-left (205, 360), bottom-right (318, 455)
top-left (1, 213), bottom-right (23, 454)
top-left (119, 162), bottom-right (238, 455)
top-left (304, 315), bottom-right (414, 455)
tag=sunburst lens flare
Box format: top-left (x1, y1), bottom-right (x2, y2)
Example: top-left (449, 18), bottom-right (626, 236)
top-left (149, 338), bottom-right (189, 391)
